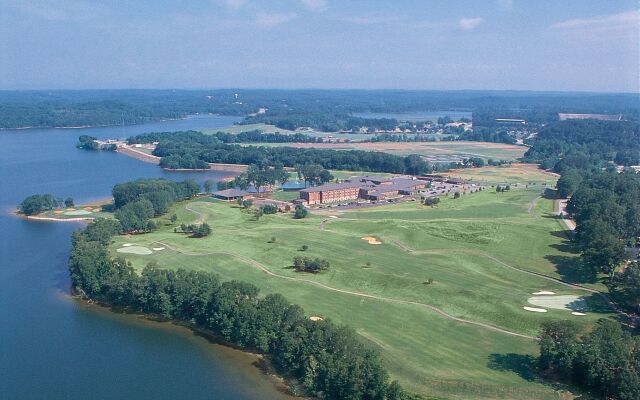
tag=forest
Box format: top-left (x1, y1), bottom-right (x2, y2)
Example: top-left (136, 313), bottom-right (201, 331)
top-left (111, 179), bottom-right (200, 233)
top-left (128, 130), bottom-right (430, 175)
top-left (2, 89), bottom-right (637, 129)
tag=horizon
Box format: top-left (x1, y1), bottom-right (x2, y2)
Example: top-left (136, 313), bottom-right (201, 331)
top-left (1, 0), bottom-right (638, 93)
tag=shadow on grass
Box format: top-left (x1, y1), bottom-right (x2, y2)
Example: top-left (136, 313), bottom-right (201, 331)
top-left (544, 254), bottom-right (597, 284)
top-left (487, 353), bottom-right (537, 382)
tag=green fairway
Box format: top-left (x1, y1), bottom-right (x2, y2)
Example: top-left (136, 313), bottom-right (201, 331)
top-left (109, 184), bottom-right (613, 399)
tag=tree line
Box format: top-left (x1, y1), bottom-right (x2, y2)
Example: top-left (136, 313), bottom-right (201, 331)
top-left (127, 130), bottom-right (431, 175)
top-left (538, 319), bottom-right (639, 400)
top-left (68, 217), bottom-right (416, 400)
top-left (112, 179), bottom-right (200, 233)
top-left (527, 121), bottom-right (640, 301)
top-left (19, 194), bottom-right (74, 215)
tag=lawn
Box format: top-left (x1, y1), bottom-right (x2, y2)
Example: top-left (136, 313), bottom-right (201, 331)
top-left (108, 183), bottom-right (613, 399)
top-left (444, 164), bottom-right (558, 186)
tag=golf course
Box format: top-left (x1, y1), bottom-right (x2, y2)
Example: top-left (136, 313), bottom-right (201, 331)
top-left (106, 167), bottom-right (616, 400)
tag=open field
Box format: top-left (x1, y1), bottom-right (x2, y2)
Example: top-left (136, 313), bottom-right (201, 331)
top-left (444, 164), bottom-right (559, 186)
top-left (109, 176), bottom-right (615, 399)
top-left (247, 141), bottom-right (528, 161)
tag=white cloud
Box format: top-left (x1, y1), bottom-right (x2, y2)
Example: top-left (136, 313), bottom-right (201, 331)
top-left (550, 10), bottom-right (639, 30)
top-left (254, 12), bottom-right (296, 28)
top-left (458, 17), bottom-right (484, 30)
top-left (300, 0), bottom-right (327, 12)
top-left (215, 0), bottom-right (248, 11)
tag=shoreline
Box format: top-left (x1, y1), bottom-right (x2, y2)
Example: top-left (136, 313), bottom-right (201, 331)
top-left (0, 113), bottom-right (235, 131)
top-left (70, 291), bottom-right (303, 399)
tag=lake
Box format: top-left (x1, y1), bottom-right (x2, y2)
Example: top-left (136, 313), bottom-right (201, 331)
top-left (0, 115), bottom-right (295, 400)
top-left (352, 110), bottom-right (472, 122)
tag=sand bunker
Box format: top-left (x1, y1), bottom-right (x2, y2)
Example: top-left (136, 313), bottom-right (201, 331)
top-left (53, 210), bottom-right (64, 214)
top-left (523, 306), bottom-right (547, 313)
top-left (571, 312), bottom-right (587, 316)
top-left (309, 316), bottom-right (324, 321)
top-left (92, 208), bottom-right (102, 212)
top-left (528, 295), bottom-right (587, 312)
top-left (361, 236), bottom-right (382, 245)
top-left (64, 210), bottom-right (92, 216)
top-left (329, 216), bottom-right (338, 219)
top-left (152, 247), bottom-right (165, 251)
top-left (116, 246), bottom-right (152, 255)
top-left (532, 291), bottom-right (556, 295)
top-left (83, 207), bottom-right (93, 211)
top-left (122, 243), bottom-right (133, 247)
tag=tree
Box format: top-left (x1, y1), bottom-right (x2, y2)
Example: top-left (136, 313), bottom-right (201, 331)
top-left (293, 204), bottom-right (308, 219)
top-left (453, 192), bottom-right (461, 199)
top-left (170, 214), bottom-right (178, 223)
top-left (19, 194), bottom-right (56, 215)
top-left (203, 179), bottom-right (214, 193)
top-left (301, 244), bottom-right (308, 251)
top-left (581, 234), bottom-right (627, 281)
top-left (64, 197), bottom-right (74, 207)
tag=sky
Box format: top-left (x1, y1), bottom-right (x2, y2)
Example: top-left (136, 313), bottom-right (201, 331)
top-left (0, 0), bottom-right (638, 92)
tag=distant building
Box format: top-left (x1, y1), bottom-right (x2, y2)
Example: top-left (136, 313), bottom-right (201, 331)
top-left (559, 113), bottom-right (623, 121)
top-left (212, 189), bottom-right (249, 201)
top-left (495, 118), bottom-right (526, 124)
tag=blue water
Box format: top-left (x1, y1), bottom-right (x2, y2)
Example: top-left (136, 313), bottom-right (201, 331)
top-left (352, 110), bottom-right (472, 122)
top-left (0, 115), bottom-right (293, 400)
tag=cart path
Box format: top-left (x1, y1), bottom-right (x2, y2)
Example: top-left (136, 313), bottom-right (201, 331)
top-left (185, 202), bottom-right (207, 224)
top-left (152, 240), bottom-right (536, 340)
top-left (390, 239), bottom-right (636, 326)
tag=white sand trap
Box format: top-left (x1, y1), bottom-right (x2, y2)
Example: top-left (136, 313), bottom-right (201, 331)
top-left (528, 295), bottom-right (587, 312)
top-left (116, 246), bottom-right (152, 255)
top-left (532, 291), bottom-right (556, 295)
top-left (64, 210), bottom-right (92, 216)
top-left (53, 210), bottom-right (64, 214)
top-left (329, 215), bottom-right (338, 219)
top-left (153, 247), bottom-right (165, 251)
top-left (523, 306), bottom-right (547, 313)
top-left (92, 208), bottom-right (102, 212)
top-left (122, 243), bottom-right (133, 247)
top-left (361, 236), bottom-right (382, 245)
top-left (571, 312), bottom-right (587, 316)
top-left (309, 316), bottom-right (324, 321)
top-left (83, 207), bottom-right (93, 211)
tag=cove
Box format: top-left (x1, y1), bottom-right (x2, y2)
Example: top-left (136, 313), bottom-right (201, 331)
top-left (0, 115), bottom-right (294, 400)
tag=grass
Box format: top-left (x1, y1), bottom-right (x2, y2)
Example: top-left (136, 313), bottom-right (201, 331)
top-left (108, 174), bottom-right (614, 399)
top-left (444, 164), bottom-right (558, 186)
top-left (35, 200), bottom-right (113, 220)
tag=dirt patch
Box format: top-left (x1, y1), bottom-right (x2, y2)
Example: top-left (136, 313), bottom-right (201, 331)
top-left (361, 236), bottom-right (382, 245)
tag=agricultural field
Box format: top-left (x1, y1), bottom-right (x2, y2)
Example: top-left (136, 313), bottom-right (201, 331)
top-left (248, 141), bottom-right (527, 161)
top-left (108, 180), bottom-right (616, 399)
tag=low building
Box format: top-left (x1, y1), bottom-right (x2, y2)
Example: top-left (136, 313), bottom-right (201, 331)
top-left (299, 182), bottom-right (364, 205)
top-left (299, 176), bottom-right (429, 204)
top-left (212, 189), bottom-right (248, 201)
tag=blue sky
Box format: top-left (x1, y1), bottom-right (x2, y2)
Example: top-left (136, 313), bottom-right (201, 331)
top-left (0, 0), bottom-right (638, 92)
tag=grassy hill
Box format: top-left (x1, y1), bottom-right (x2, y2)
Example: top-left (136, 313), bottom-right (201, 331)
top-left (108, 179), bottom-right (614, 399)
